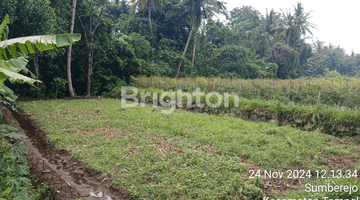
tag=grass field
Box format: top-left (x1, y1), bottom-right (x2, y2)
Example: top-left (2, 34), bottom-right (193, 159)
top-left (109, 87), bottom-right (360, 137)
top-left (19, 99), bottom-right (360, 199)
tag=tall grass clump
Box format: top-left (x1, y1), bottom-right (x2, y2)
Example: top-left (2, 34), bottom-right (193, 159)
top-left (130, 76), bottom-right (360, 109)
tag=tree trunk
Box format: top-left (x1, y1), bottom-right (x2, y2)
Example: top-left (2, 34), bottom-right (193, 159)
top-left (67, 0), bottom-right (77, 97)
top-left (78, 8), bottom-right (103, 97)
top-left (33, 55), bottom-right (39, 87)
top-left (149, 3), bottom-right (152, 32)
top-left (55, 87), bottom-right (58, 99)
top-left (175, 20), bottom-right (195, 79)
top-left (191, 25), bottom-right (199, 66)
top-left (87, 37), bottom-right (93, 97)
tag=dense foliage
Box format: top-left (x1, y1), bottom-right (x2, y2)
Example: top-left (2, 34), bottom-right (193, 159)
top-left (0, 12), bottom-right (80, 103)
top-left (0, 113), bottom-right (32, 200)
top-left (0, 0), bottom-right (359, 97)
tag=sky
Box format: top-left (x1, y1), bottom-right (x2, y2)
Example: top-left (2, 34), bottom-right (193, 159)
top-left (216, 0), bottom-right (360, 55)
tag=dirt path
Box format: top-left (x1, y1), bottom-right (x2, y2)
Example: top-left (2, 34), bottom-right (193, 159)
top-left (3, 105), bottom-right (130, 200)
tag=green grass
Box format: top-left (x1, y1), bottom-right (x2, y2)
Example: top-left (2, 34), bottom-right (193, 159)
top-left (18, 99), bottom-right (360, 199)
top-left (112, 87), bottom-right (360, 136)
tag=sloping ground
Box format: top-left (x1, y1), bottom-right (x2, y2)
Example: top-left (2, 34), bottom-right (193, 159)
top-left (16, 99), bottom-right (360, 199)
top-left (118, 88), bottom-right (360, 136)
top-left (2, 105), bottom-right (130, 200)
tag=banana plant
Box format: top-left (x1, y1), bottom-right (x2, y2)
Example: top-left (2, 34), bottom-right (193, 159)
top-left (0, 14), bottom-right (81, 101)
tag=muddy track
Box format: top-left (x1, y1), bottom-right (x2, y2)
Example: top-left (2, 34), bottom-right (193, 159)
top-left (3, 105), bottom-right (130, 200)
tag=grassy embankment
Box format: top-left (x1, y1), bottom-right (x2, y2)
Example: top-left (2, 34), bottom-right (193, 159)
top-left (109, 87), bottom-right (360, 137)
top-left (19, 99), bottom-right (360, 199)
top-left (129, 76), bottom-right (360, 108)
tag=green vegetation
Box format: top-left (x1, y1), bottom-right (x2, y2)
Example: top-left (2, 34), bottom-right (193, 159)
top-left (109, 86), bottom-right (360, 137)
top-left (131, 76), bottom-right (360, 108)
top-left (0, 124), bottom-right (32, 199)
top-left (0, 13), bottom-right (79, 200)
top-left (0, 14), bottom-right (80, 102)
top-left (18, 99), bottom-right (360, 199)
top-left (0, 111), bottom-right (49, 200)
top-left (1, 1), bottom-right (359, 98)
top-left (1, 0), bottom-right (360, 199)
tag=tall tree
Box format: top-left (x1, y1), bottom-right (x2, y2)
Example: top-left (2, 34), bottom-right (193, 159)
top-left (77, 1), bottom-right (105, 96)
top-left (266, 2), bottom-right (317, 78)
top-left (67, 0), bottom-right (77, 97)
top-left (132, 0), bottom-right (162, 32)
top-left (293, 3), bottom-right (317, 38)
top-left (191, 0), bottom-right (227, 66)
top-left (275, 2), bottom-right (317, 49)
top-left (263, 9), bottom-right (278, 48)
top-left (228, 6), bottom-right (267, 57)
top-left (312, 39), bottom-right (325, 53)
top-left (171, 0), bottom-right (227, 78)
top-left (228, 6), bottom-right (261, 28)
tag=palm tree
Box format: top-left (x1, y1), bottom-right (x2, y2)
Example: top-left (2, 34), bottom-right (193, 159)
top-left (293, 2), bottom-right (317, 37)
top-left (275, 2), bottom-right (317, 49)
top-left (277, 9), bottom-right (296, 47)
top-left (171, 0), bottom-right (228, 78)
top-left (0, 14), bottom-right (81, 100)
top-left (263, 9), bottom-right (278, 47)
top-left (132, 0), bottom-right (162, 32)
top-left (312, 39), bottom-right (325, 53)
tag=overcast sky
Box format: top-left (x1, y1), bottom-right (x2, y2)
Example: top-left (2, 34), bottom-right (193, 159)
top-left (216, 0), bottom-right (360, 55)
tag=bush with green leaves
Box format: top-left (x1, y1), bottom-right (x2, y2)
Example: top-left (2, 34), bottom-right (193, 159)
top-left (0, 121), bottom-right (33, 199)
top-left (323, 68), bottom-right (341, 78)
top-left (0, 111), bottom-right (50, 200)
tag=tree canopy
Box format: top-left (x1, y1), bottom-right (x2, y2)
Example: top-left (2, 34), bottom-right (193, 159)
top-left (0, 0), bottom-right (358, 98)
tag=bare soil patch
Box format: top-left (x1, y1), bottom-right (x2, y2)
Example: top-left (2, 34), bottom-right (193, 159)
top-left (320, 153), bottom-right (359, 171)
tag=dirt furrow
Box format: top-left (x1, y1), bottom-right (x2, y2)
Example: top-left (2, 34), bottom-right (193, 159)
top-left (4, 106), bottom-right (130, 200)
